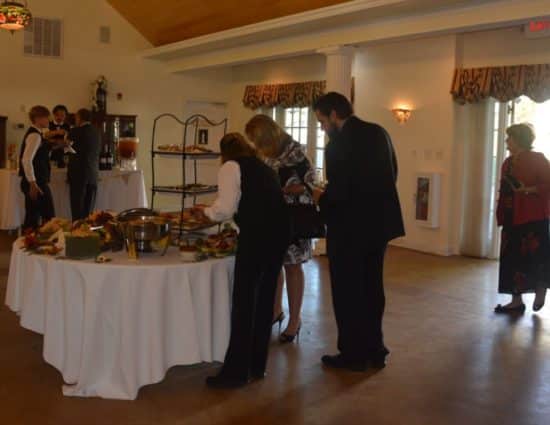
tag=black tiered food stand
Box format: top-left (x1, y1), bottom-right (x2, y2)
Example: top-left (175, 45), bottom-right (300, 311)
top-left (150, 114), bottom-right (228, 240)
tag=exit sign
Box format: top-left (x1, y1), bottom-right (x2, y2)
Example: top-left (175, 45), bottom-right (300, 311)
top-left (525, 20), bottom-right (550, 38)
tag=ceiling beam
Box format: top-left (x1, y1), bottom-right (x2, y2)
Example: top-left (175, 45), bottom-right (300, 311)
top-left (144, 0), bottom-right (550, 72)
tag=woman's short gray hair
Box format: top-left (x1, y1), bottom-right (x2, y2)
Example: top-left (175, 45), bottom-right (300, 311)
top-left (506, 123), bottom-right (536, 151)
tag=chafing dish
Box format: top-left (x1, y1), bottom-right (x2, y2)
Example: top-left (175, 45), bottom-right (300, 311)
top-left (117, 209), bottom-right (172, 255)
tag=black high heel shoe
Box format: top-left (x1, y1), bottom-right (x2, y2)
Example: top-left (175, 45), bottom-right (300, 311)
top-left (533, 301), bottom-right (545, 312)
top-left (279, 323), bottom-right (301, 344)
top-left (533, 290), bottom-right (546, 312)
top-left (494, 303), bottom-right (526, 314)
top-left (272, 312), bottom-right (285, 334)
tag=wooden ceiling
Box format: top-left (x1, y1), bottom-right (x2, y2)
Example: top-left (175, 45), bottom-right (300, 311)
top-left (107, 0), bottom-right (352, 46)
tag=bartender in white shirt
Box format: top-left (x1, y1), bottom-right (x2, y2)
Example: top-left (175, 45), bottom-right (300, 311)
top-left (19, 105), bottom-right (62, 230)
top-left (194, 132), bottom-right (290, 389)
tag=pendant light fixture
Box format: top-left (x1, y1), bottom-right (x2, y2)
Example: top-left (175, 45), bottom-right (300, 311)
top-left (0, 1), bottom-right (32, 33)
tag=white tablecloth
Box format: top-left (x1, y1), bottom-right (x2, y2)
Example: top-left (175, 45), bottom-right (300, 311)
top-left (5, 243), bottom-right (234, 400)
top-left (0, 168), bottom-right (148, 230)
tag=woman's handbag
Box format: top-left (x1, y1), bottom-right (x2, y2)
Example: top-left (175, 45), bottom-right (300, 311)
top-left (288, 203), bottom-right (326, 240)
top-left (279, 161), bottom-right (326, 240)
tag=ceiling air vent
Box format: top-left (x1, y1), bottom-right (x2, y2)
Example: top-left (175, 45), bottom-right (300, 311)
top-left (99, 26), bottom-right (111, 44)
top-left (24, 17), bottom-right (63, 58)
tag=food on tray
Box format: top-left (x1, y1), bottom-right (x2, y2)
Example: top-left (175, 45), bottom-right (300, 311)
top-left (22, 232), bottom-right (55, 252)
top-left (21, 211), bottom-right (122, 257)
top-left (179, 244), bottom-right (198, 262)
top-left (22, 223), bottom-right (66, 255)
top-left (156, 144), bottom-right (216, 154)
top-left (36, 245), bottom-right (62, 256)
top-left (86, 210), bottom-right (116, 227)
top-left (157, 144), bottom-right (183, 152)
top-left (183, 146), bottom-right (213, 154)
top-left (70, 223), bottom-right (97, 238)
top-left (39, 218), bottom-right (71, 235)
top-left (195, 224), bottom-right (238, 258)
top-left (161, 209), bottom-right (217, 231)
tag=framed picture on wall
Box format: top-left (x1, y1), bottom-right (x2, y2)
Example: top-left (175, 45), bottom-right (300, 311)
top-left (198, 128), bottom-right (209, 145)
top-left (415, 172), bottom-right (441, 228)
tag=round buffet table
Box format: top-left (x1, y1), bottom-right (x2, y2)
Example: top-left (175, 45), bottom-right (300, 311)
top-left (0, 168), bottom-right (148, 230)
top-left (5, 242), bottom-right (234, 400)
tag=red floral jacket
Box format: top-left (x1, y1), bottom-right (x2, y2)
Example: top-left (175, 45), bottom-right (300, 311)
top-left (497, 151), bottom-right (550, 226)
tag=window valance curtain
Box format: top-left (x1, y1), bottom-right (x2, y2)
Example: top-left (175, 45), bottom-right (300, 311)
top-left (242, 81), bottom-right (326, 109)
top-left (451, 64), bottom-right (550, 104)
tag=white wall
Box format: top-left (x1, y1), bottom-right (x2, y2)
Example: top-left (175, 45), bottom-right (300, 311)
top-left (353, 35), bottom-right (459, 255)
top-left (460, 26), bottom-right (550, 67)
top-left (0, 0), bottom-right (232, 211)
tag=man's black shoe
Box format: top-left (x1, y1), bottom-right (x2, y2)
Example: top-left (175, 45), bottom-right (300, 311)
top-left (321, 354), bottom-right (369, 372)
top-left (206, 374), bottom-right (249, 389)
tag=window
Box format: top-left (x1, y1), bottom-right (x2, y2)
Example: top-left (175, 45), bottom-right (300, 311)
top-left (510, 96), bottom-right (550, 159)
top-left (24, 17), bottom-right (63, 58)
top-left (284, 107), bottom-right (309, 146)
top-left (262, 106), bottom-right (326, 179)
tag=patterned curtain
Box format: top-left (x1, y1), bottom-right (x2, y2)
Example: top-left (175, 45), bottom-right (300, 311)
top-left (243, 81), bottom-right (326, 109)
top-left (451, 64), bottom-right (550, 104)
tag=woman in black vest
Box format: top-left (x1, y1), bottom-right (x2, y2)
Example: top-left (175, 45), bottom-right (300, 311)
top-left (197, 133), bottom-right (290, 388)
top-left (19, 106), bottom-right (56, 230)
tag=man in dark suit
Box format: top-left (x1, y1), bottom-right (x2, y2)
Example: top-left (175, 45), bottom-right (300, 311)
top-left (313, 92), bottom-right (405, 371)
top-left (48, 104), bottom-right (71, 168)
top-left (67, 108), bottom-right (101, 220)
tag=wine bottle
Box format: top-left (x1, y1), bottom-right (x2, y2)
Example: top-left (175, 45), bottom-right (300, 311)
top-left (106, 144), bottom-right (114, 170)
top-left (99, 144), bottom-right (108, 170)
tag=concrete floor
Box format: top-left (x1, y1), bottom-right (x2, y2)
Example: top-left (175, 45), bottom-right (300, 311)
top-left (1, 231), bottom-right (549, 425)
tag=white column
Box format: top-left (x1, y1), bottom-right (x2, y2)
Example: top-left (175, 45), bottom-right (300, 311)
top-left (313, 46), bottom-right (355, 256)
top-left (317, 45), bottom-right (355, 99)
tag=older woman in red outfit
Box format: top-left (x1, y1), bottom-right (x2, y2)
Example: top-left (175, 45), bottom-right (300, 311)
top-left (495, 124), bottom-right (550, 314)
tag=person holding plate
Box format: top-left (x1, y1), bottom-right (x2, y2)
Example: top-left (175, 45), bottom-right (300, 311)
top-left (48, 104), bottom-right (71, 168)
top-left (245, 114), bottom-right (316, 343)
top-left (494, 124), bottom-right (550, 314)
top-left (313, 92), bottom-right (405, 372)
top-left (196, 132), bottom-right (290, 388)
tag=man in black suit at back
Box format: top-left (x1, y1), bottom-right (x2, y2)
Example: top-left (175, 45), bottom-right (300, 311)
top-left (67, 108), bottom-right (101, 220)
top-left (49, 105), bottom-right (71, 168)
top-left (313, 92), bottom-right (405, 372)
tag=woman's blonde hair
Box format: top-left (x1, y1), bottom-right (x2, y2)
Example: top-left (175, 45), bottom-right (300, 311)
top-left (245, 114), bottom-right (288, 158)
top-left (506, 123), bottom-right (536, 151)
top-left (219, 132), bottom-right (256, 163)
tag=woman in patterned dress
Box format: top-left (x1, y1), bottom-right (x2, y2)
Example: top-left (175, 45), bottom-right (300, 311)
top-left (246, 114), bottom-right (315, 342)
top-left (494, 124), bottom-right (550, 314)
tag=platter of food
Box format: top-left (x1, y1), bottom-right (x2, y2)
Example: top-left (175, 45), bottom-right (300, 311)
top-left (21, 211), bottom-right (122, 258)
top-left (178, 224), bottom-right (238, 262)
top-left (154, 145), bottom-right (220, 157)
top-left (19, 209), bottom-right (235, 262)
top-left (161, 209), bottom-right (219, 232)
top-left (153, 184), bottom-right (217, 194)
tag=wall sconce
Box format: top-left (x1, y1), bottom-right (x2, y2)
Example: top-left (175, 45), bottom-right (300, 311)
top-left (392, 108), bottom-right (412, 125)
